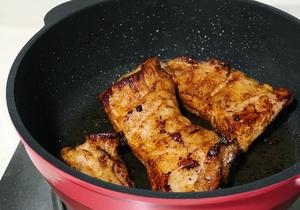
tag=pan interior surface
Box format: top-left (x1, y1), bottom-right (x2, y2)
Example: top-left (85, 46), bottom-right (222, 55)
top-left (13, 0), bottom-right (300, 191)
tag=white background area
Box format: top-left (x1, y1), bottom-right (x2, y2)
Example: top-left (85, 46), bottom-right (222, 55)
top-left (1, 0), bottom-right (300, 179)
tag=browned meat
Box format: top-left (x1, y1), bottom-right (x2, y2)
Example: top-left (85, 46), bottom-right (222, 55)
top-left (165, 57), bottom-right (293, 152)
top-left (99, 58), bottom-right (236, 192)
top-left (60, 133), bottom-right (134, 187)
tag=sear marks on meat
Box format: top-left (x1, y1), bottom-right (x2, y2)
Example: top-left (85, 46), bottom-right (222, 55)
top-left (60, 133), bottom-right (134, 187)
top-left (165, 57), bottom-right (293, 152)
top-left (99, 58), bottom-right (236, 192)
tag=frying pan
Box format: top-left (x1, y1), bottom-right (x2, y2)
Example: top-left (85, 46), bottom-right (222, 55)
top-left (6, 0), bottom-right (300, 209)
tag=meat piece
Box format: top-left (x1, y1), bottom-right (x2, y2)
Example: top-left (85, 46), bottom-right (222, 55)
top-left (219, 140), bottom-right (238, 183)
top-left (165, 57), bottom-right (293, 152)
top-left (99, 58), bottom-right (235, 192)
top-left (60, 133), bottom-right (134, 187)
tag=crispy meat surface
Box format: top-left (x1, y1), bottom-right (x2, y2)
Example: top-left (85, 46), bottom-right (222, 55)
top-left (166, 57), bottom-right (293, 152)
top-left (99, 58), bottom-right (235, 192)
top-left (60, 133), bottom-right (134, 187)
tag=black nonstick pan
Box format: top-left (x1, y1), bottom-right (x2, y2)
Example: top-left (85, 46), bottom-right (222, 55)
top-left (6, 0), bottom-right (300, 209)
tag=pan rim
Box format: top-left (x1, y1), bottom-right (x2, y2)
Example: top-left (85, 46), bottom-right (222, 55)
top-left (6, 0), bottom-right (300, 199)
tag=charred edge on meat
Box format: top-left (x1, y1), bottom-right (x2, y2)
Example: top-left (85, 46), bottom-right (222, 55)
top-left (98, 58), bottom-right (160, 108)
top-left (160, 172), bottom-right (171, 192)
top-left (88, 133), bottom-right (119, 140)
top-left (274, 88), bottom-right (294, 104)
top-left (207, 58), bottom-right (231, 73)
top-left (98, 87), bottom-right (113, 108)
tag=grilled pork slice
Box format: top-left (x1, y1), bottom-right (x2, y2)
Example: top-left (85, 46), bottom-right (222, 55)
top-left (60, 133), bottom-right (134, 187)
top-left (165, 57), bottom-right (293, 152)
top-left (99, 58), bottom-right (236, 192)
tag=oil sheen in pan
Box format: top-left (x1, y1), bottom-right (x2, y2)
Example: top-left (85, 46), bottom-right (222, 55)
top-left (58, 85), bottom-right (297, 189)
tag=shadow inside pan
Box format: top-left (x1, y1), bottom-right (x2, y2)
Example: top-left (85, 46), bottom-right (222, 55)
top-left (182, 99), bottom-right (298, 187)
top-left (56, 92), bottom-right (297, 189)
top-left (226, 100), bottom-right (297, 186)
